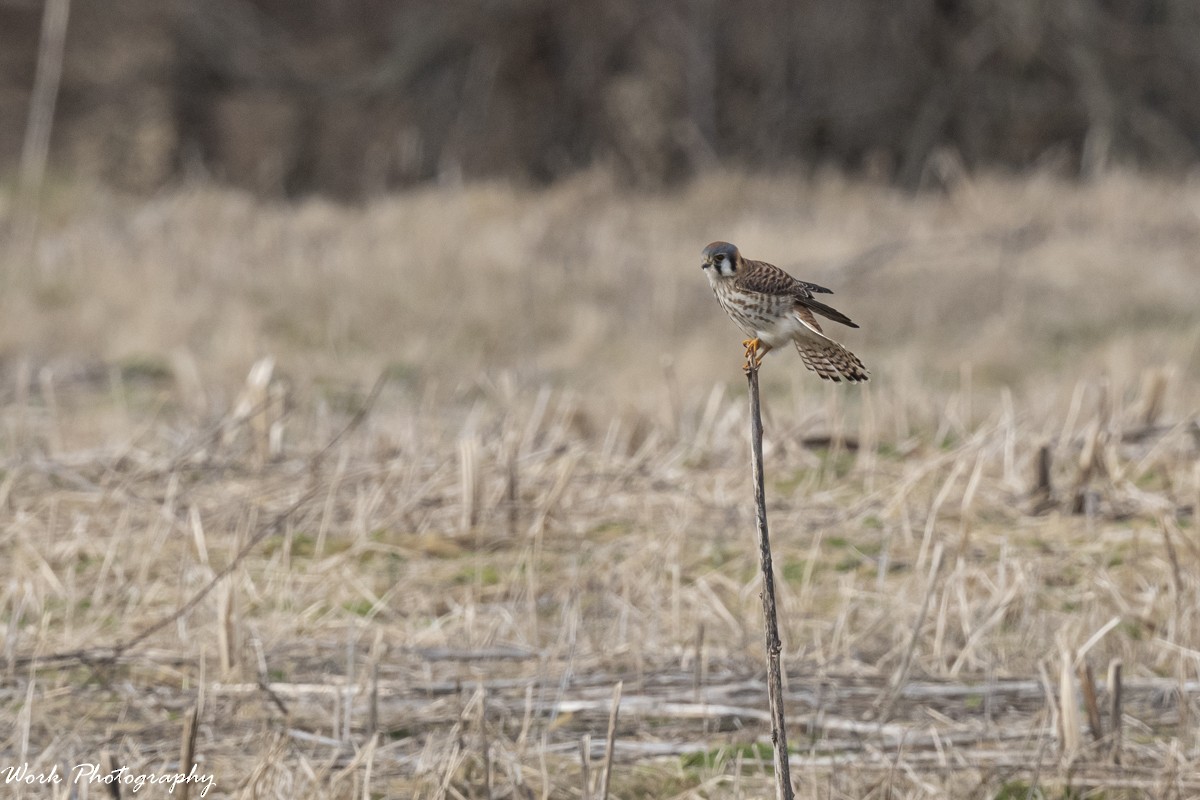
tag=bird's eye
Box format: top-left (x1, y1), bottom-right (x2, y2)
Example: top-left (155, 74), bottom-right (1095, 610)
top-left (715, 254), bottom-right (725, 262)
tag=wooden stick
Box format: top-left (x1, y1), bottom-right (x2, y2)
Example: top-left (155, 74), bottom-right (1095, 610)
top-left (745, 357), bottom-right (795, 800)
top-left (598, 681), bottom-right (623, 800)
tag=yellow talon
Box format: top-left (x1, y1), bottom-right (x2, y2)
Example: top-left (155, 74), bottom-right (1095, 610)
top-left (742, 338), bottom-right (765, 370)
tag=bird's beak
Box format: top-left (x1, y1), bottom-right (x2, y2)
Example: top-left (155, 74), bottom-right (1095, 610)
top-left (700, 261), bottom-right (708, 270)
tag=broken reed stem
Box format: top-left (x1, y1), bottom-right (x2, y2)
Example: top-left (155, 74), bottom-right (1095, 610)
top-left (598, 681), bottom-right (623, 800)
top-left (1058, 640), bottom-right (1081, 762)
top-left (1078, 661), bottom-right (1104, 742)
top-left (745, 358), bottom-right (795, 800)
top-left (1108, 659), bottom-right (1123, 765)
top-left (579, 735), bottom-right (592, 800)
top-left (179, 703), bottom-right (199, 800)
top-left (478, 683), bottom-right (493, 799)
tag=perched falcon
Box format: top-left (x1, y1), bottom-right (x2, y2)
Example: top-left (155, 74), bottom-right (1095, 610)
top-left (701, 241), bottom-right (868, 382)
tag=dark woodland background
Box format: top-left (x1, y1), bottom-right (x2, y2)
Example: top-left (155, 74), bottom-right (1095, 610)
top-left (3, 0), bottom-right (1200, 199)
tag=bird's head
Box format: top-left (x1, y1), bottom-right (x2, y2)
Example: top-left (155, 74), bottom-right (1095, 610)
top-left (701, 241), bottom-right (740, 278)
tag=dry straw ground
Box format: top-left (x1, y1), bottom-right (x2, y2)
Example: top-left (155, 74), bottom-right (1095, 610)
top-left (1, 170), bottom-right (1199, 798)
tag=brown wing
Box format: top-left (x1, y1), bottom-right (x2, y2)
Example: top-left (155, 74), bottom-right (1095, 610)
top-left (735, 259), bottom-right (859, 329)
top-left (732, 258), bottom-right (803, 297)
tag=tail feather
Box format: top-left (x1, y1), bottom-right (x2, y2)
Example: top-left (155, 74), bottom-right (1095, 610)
top-left (796, 339), bottom-right (869, 383)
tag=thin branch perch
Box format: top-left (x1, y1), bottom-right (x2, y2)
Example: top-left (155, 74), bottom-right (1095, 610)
top-left (745, 356), bottom-right (795, 800)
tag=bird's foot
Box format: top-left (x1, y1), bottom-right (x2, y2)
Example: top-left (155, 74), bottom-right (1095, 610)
top-left (742, 338), bottom-right (765, 372)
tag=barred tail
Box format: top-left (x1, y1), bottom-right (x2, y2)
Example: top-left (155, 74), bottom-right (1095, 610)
top-left (795, 339), bottom-right (869, 382)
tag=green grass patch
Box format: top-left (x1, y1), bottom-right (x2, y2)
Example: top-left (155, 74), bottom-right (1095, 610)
top-left (452, 564), bottom-right (502, 586)
top-left (119, 354), bottom-right (173, 383)
top-left (781, 558), bottom-right (809, 582)
top-left (681, 741), bottom-right (776, 772)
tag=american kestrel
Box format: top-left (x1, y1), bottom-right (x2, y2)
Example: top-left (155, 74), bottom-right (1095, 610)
top-left (701, 241), bottom-right (868, 382)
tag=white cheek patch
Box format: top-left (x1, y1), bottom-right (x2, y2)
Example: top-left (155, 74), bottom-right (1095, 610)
top-left (720, 261), bottom-right (736, 277)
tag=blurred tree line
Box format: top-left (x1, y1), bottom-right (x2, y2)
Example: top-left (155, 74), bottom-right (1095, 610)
top-left (2, 0), bottom-right (1200, 198)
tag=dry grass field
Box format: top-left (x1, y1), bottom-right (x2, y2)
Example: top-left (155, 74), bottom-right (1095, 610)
top-left (1, 170), bottom-right (1199, 798)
